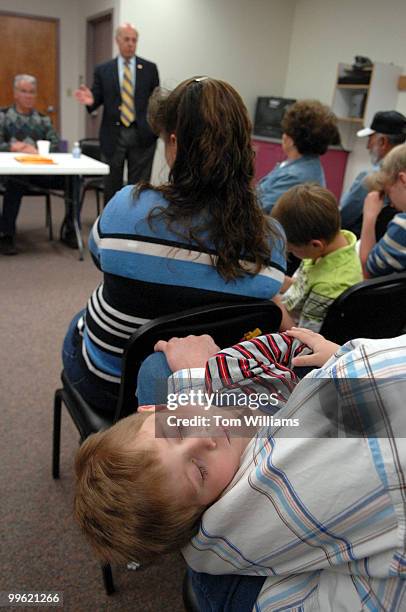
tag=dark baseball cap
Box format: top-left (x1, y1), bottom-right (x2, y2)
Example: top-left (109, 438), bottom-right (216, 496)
top-left (357, 110), bottom-right (406, 137)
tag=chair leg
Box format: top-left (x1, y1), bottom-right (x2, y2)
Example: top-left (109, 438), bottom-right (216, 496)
top-left (96, 190), bottom-right (101, 216)
top-left (52, 389), bottom-right (62, 479)
top-left (79, 186), bottom-right (86, 218)
top-left (102, 563), bottom-right (115, 595)
top-left (46, 194), bottom-right (53, 241)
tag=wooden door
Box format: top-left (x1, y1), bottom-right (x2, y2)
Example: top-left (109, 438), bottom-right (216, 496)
top-left (0, 12), bottom-right (59, 129)
top-left (85, 12), bottom-right (113, 138)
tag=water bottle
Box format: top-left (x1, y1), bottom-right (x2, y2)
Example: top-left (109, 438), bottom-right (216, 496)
top-left (72, 141), bottom-right (81, 159)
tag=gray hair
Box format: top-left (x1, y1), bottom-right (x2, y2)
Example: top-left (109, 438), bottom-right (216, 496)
top-left (115, 23), bottom-right (138, 39)
top-left (14, 74), bottom-right (37, 90)
top-left (374, 132), bottom-right (406, 147)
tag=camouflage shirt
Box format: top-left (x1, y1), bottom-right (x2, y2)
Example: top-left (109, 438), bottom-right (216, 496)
top-left (0, 105), bottom-right (59, 152)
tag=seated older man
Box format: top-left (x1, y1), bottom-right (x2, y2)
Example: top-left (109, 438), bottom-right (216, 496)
top-left (0, 74), bottom-right (75, 255)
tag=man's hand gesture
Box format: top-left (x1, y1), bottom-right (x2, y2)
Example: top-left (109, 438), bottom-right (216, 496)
top-left (74, 84), bottom-right (94, 106)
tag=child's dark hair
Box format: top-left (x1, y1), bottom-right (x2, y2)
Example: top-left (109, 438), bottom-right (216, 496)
top-left (271, 184), bottom-right (340, 245)
top-left (74, 414), bottom-right (205, 564)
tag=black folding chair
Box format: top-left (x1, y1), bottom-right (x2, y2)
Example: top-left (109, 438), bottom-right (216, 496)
top-left (320, 270), bottom-right (406, 346)
top-left (52, 300), bottom-right (282, 595)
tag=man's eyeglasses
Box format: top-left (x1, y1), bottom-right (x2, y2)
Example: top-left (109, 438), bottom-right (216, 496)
top-left (16, 89), bottom-right (36, 95)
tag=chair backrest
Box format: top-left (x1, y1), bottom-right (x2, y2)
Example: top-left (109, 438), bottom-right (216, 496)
top-left (320, 270), bottom-right (406, 346)
top-left (114, 301), bottom-right (282, 421)
top-left (79, 138), bottom-right (101, 161)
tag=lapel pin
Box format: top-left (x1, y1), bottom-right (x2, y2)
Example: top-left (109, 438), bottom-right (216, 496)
top-left (137, 64), bottom-right (143, 69)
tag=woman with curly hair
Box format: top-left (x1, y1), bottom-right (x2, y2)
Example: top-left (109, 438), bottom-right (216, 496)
top-left (62, 76), bottom-right (286, 414)
top-left (257, 99), bottom-right (340, 213)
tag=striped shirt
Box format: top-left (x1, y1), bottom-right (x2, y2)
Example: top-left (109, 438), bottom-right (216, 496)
top-left (177, 333), bottom-right (406, 611)
top-left (367, 212), bottom-right (406, 277)
top-left (81, 186), bottom-right (286, 383)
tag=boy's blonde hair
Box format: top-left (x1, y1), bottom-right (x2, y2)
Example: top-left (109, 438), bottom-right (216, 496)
top-left (366, 143), bottom-right (406, 192)
top-left (74, 413), bottom-right (205, 564)
top-left (271, 184), bottom-right (340, 245)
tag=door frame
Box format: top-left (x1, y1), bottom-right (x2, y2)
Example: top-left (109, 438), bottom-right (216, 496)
top-left (86, 9), bottom-right (114, 85)
top-left (85, 9), bottom-right (114, 138)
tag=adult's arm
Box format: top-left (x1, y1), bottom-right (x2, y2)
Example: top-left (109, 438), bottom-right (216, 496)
top-left (41, 115), bottom-right (60, 152)
top-left (74, 67), bottom-right (103, 113)
top-left (257, 170), bottom-right (300, 213)
top-left (0, 110), bottom-right (9, 152)
top-left (359, 191), bottom-right (385, 277)
top-left (271, 294), bottom-right (296, 331)
top-left (87, 189), bottom-right (122, 269)
top-left (87, 66), bottom-right (104, 112)
top-left (339, 170), bottom-right (369, 229)
top-left (87, 217), bottom-right (102, 271)
top-left (150, 62), bottom-right (160, 93)
top-left (366, 212), bottom-right (406, 277)
top-left (155, 335), bottom-right (220, 371)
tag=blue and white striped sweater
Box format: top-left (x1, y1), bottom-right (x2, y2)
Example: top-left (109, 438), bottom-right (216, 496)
top-left (82, 186), bottom-right (286, 383)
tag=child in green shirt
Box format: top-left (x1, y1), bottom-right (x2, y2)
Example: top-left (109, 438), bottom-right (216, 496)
top-left (272, 184), bottom-right (362, 332)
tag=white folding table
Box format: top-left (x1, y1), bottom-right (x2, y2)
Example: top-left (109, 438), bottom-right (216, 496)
top-left (0, 153), bottom-right (109, 260)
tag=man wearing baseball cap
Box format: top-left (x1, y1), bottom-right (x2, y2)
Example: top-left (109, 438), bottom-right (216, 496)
top-left (340, 110), bottom-right (406, 236)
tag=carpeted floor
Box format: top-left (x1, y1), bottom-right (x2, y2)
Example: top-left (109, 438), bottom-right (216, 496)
top-left (0, 193), bottom-right (187, 611)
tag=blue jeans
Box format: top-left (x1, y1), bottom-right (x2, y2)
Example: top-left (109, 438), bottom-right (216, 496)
top-left (188, 568), bottom-right (266, 611)
top-left (136, 352), bottom-right (172, 405)
top-left (62, 310), bottom-right (119, 415)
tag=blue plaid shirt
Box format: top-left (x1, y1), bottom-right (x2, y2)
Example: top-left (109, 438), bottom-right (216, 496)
top-left (172, 333), bottom-right (406, 611)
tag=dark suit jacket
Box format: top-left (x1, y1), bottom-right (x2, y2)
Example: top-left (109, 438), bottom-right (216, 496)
top-left (87, 56), bottom-right (159, 158)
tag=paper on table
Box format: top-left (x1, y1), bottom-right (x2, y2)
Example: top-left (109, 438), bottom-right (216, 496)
top-left (14, 155), bottom-right (56, 164)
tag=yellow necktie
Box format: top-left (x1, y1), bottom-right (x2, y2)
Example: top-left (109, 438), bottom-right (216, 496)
top-left (121, 60), bottom-right (135, 127)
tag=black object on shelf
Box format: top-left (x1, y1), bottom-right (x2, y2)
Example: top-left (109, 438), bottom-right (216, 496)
top-left (254, 96), bottom-right (296, 139)
top-left (338, 56), bottom-right (373, 85)
top-left (338, 72), bottom-right (371, 85)
top-left (352, 55), bottom-right (373, 71)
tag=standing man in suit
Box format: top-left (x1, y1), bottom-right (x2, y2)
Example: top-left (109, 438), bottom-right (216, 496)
top-left (75, 23), bottom-right (159, 205)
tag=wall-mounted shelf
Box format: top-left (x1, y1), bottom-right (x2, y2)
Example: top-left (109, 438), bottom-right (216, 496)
top-left (332, 62), bottom-right (401, 150)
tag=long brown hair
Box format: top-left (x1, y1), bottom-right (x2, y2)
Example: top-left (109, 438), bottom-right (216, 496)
top-left (136, 77), bottom-right (283, 280)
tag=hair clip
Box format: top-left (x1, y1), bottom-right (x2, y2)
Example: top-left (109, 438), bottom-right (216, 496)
top-left (194, 76), bottom-right (209, 82)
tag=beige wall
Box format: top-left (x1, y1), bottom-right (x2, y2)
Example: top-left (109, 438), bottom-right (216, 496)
top-left (119, 0), bottom-right (295, 117)
top-left (119, 0), bottom-right (296, 180)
